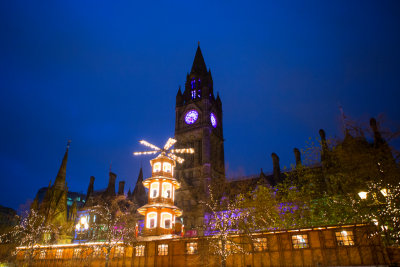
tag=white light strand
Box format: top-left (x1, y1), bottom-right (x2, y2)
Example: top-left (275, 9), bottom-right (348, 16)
top-left (170, 148), bottom-right (194, 154)
top-left (134, 137), bottom-right (194, 165)
top-left (133, 151), bottom-right (158, 155)
top-left (168, 153), bottom-right (184, 164)
top-left (139, 140), bottom-right (161, 151)
top-left (163, 138), bottom-right (177, 150)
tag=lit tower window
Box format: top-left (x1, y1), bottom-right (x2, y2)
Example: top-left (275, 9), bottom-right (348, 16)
top-left (163, 162), bottom-right (172, 173)
top-left (150, 182), bottom-right (159, 198)
top-left (146, 212), bottom-right (157, 228)
top-left (162, 182), bottom-right (172, 199)
top-left (153, 162), bottom-right (161, 172)
top-left (161, 212), bottom-right (173, 228)
top-left (134, 138), bottom-right (194, 236)
top-left (191, 78), bottom-right (196, 99)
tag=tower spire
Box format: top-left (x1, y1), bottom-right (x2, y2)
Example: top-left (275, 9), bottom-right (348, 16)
top-left (131, 167), bottom-right (147, 206)
top-left (53, 140), bottom-right (70, 190)
top-left (176, 85), bottom-right (184, 106)
top-left (190, 44), bottom-right (207, 75)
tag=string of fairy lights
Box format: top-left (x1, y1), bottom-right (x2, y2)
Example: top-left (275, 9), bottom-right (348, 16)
top-left (133, 138), bottom-right (194, 164)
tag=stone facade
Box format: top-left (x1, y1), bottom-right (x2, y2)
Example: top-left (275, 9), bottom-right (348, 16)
top-left (174, 45), bottom-right (225, 232)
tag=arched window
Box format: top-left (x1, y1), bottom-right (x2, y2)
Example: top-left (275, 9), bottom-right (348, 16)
top-left (147, 212), bottom-right (157, 228)
top-left (161, 212), bottom-right (173, 229)
top-left (153, 162), bottom-right (161, 172)
top-left (162, 182), bottom-right (172, 198)
top-left (163, 162), bottom-right (171, 173)
top-left (150, 182), bottom-right (159, 198)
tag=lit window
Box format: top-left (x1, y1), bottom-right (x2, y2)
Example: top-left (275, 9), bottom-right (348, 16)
top-left (147, 212), bottom-right (157, 228)
top-left (254, 238), bottom-right (268, 251)
top-left (43, 232), bottom-right (51, 242)
top-left (218, 240), bottom-right (228, 250)
top-left (39, 250), bottom-right (46, 259)
top-left (162, 182), bottom-right (172, 198)
top-left (292, 234), bottom-right (309, 249)
top-left (73, 248), bottom-right (81, 258)
top-left (217, 240), bottom-right (240, 253)
top-left (186, 242), bottom-right (198, 254)
top-left (150, 182), bottom-right (159, 198)
top-left (93, 247), bottom-right (102, 257)
top-left (335, 230), bottom-right (355, 246)
top-left (161, 212), bottom-right (172, 229)
top-left (158, 244), bottom-right (168, 256)
top-left (114, 246), bottom-right (124, 257)
top-left (191, 79), bottom-right (196, 89)
top-left (163, 162), bottom-right (171, 173)
top-left (55, 249), bottom-right (63, 259)
top-left (191, 90), bottom-right (196, 99)
top-left (135, 245), bottom-right (145, 256)
top-left (153, 162), bottom-right (161, 172)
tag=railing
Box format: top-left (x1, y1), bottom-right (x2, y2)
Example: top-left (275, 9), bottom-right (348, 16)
top-left (148, 197), bottom-right (174, 205)
top-left (152, 170), bottom-right (173, 178)
top-left (142, 228), bottom-right (174, 236)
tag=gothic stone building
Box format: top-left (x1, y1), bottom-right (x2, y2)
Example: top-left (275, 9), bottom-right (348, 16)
top-left (174, 46), bottom-right (225, 233)
top-left (13, 46), bottom-right (400, 266)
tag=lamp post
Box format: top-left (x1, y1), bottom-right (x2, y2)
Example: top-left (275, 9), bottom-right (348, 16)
top-left (358, 191), bottom-right (368, 200)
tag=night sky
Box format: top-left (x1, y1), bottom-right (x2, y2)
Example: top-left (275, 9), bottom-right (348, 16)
top-left (1, 1), bottom-right (399, 211)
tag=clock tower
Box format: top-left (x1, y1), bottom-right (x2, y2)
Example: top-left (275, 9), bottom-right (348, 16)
top-left (174, 45), bottom-right (225, 231)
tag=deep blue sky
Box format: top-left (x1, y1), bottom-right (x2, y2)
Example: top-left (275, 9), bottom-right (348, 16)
top-left (1, 1), bottom-right (399, 210)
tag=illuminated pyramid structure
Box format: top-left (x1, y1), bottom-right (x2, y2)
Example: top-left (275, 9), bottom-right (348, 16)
top-left (134, 138), bottom-right (194, 236)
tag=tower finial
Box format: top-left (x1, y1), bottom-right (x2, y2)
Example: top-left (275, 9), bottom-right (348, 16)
top-left (67, 140), bottom-right (71, 149)
top-left (198, 41), bottom-right (200, 46)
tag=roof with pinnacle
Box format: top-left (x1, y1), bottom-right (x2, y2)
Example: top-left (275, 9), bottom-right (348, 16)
top-left (131, 167), bottom-right (147, 207)
top-left (190, 45), bottom-right (208, 75)
top-left (53, 141), bottom-right (70, 191)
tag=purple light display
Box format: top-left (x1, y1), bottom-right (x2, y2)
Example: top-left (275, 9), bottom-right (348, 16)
top-left (210, 113), bottom-right (217, 127)
top-left (185, 110), bottom-right (198, 124)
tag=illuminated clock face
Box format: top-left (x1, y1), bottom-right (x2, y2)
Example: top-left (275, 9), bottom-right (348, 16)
top-left (185, 110), bottom-right (199, 124)
top-left (210, 113), bottom-right (217, 128)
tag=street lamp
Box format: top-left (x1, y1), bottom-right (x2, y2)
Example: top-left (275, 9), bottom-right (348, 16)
top-left (358, 191), bottom-right (368, 199)
top-left (380, 188), bottom-right (388, 197)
